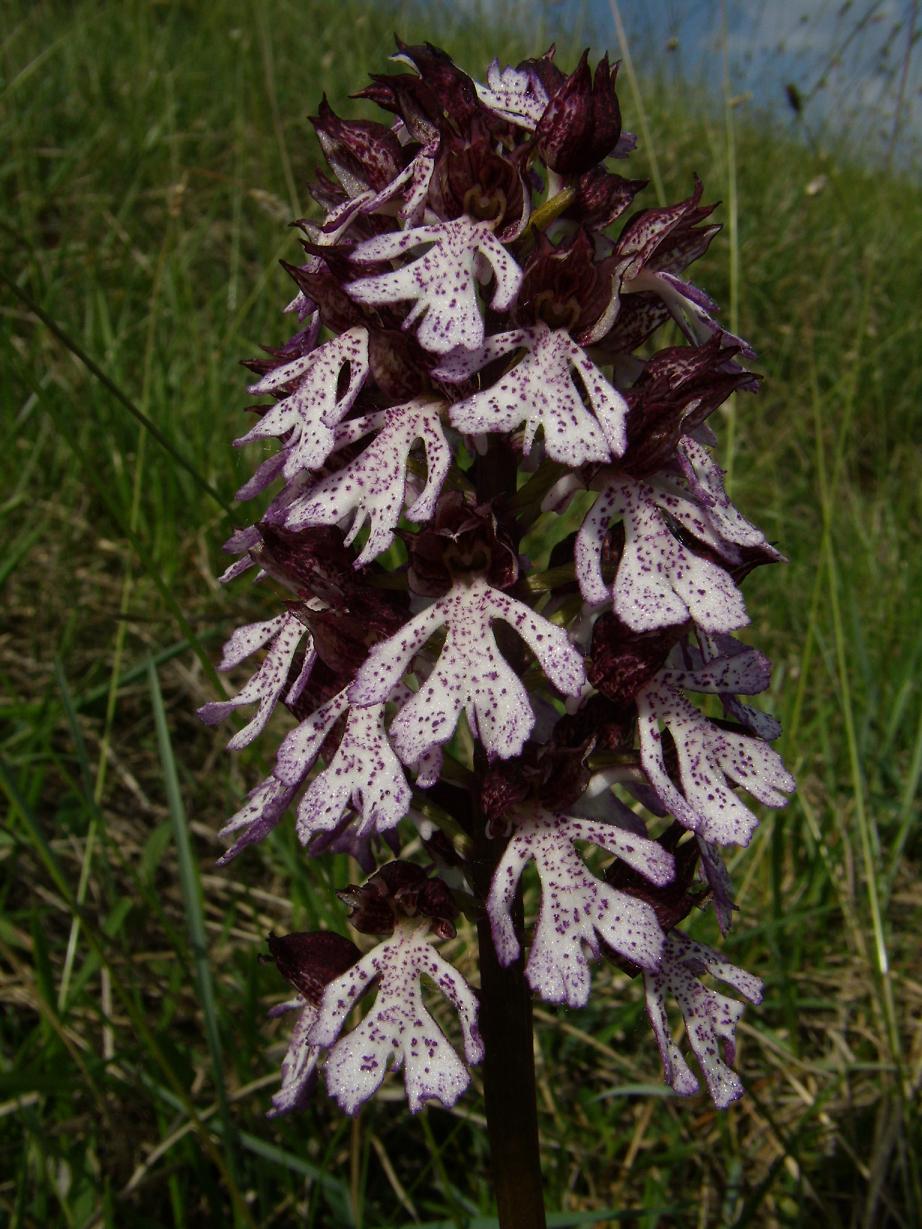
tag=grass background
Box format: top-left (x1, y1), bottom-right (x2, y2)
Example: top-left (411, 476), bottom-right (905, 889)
top-left (1, 0), bottom-right (920, 1225)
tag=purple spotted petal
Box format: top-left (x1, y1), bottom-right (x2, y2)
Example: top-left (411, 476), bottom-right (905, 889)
top-left (197, 612), bottom-right (314, 750)
top-left (678, 438), bottom-right (777, 550)
top-left (218, 525), bottom-right (262, 584)
top-left (357, 145), bottom-right (437, 229)
top-left (235, 448), bottom-right (289, 503)
top-left (351, 578), bottom-right (585, 763)
top-left (474, 58), bottom-right (550, 128)
top-left (624, 268), bottom-right (755, 358)
top-left (644, 929), bottom-right (762, 1107)
top-left (447, 324), bottom-right (627, 465)
top-left (636, 677), bottom-right (796, 846)
top-left (659, 643), bottom-right (772, 696)
top-left (237, 327), bottom-right (370, 477)
top-left (295, 702), bottom-right (412, 841)
top-left (267, 998), bottom-right (323, 1118)
top-left (696, 838), bottom-right (736, 935)
top-left (693, 632), bottom-right (783, 740)
top-left (217, 774), bottom-right (299, 865)
top-left (575, 476), bottom-right (749, 632)
top-left (348, 603), bottom-right (445, 707)
top-left (487, 810), bottom-right (670, 1006)
top-left (275, 688), bottom-right (350, 786)
top-left (283, 398), bottom-right (451, 565)
top-left (348, 217), bottom-right (522, 354)
top-left (309, 924), bottom-right (482, 1114)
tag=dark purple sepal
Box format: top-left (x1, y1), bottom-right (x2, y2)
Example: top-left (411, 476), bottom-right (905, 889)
top-left (268, 931), bottom-right (361, 1004)
top-left (354, 72), bottom-right (444, 145)
top-left (310, 96), bottom-right (406, 196)
top-left (615, 177), bottom-right (717, 281)
top-left (428, 127), bottom-right (528, 234)
top-left (406, 491), bottom-right (519, 597)
top-left (368, 328), bottom-right (432, 401)
top-left (515, 44), bottom-right (564, 97)
top-left (531, 738), bottom-right (594, 813)
top-left (281, 257), bottom-right (367, 336)
top-left (515, 228), bottom-right (620, 341)
top-left (480, 727), bottom-right (593, 822)
top-left (392, 39), bottom-right (484, 131)
top-left (622, 336), bottom-right (756, 477)
top-left (339, 861), bottom-right (459, 939)
top-left (563, 166), bottom-right (648, 230)
top-left (535, 51), bottom-right (622, 176)
top-left (587, 612), bottom-right (689, 711)
top-left (241, 317), bottom-right (320, 381)
top-left (595, 291), bottom-right (671, 356)
top-left (554, 692), bottom-right (636, 755)
top-left (480, 759), bottom-right (530, 833)
top-left (308, 169), bottom-right (350, 214)
top-left (254, 523), bottom-right (408, 631)
top-left (300, 610), bottom-right (371, 678)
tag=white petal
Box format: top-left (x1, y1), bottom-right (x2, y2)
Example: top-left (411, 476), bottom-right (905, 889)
top-left (484, 586), bottom-right (586, 697)
top-left (275, 689), bottom-right (350, 786)
top-left (449, 326), bottom-right (623, 466)
top-left (312, 927), bottom-right (480, 1114)
top-left (575, 477), bottom-right (749, 632)
top-left (679, 437), bottom-right (770, 548)
top-left (644, 930), bottom-right (762, 1107)
top-left (295, 703), bottom-right (412, 840)
top-left (637, 678), bottom-right (795, 845)
top-left (349, 603), bottom-right (446, 706)
top-left (197, 613), bottom-right (311, 750)
top-left (283, 399), bottom-right (450, 566)
top-left (217, 773), bottom-right (298, 864)
top-left (217, 613), bottom-right (289, 670)
top-left (239, 327), bottom-right (370, 476)
top-left (348, 218), bottom-right (522, 355)
top-left (268, 999), bottom-right (322, 1118)
top-left (487, 811), bottom-right (664, 1008)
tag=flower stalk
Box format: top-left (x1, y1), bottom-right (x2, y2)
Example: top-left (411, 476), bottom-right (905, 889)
top-left (198, 39), bottom-right (795, 1223)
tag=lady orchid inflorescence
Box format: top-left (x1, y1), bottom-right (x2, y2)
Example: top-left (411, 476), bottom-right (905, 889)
top-left (200, 40), bottom-right (794, 1122)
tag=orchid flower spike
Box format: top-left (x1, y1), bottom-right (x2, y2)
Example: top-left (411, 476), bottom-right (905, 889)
top-left (200, 39), bottom-right (794, 1130)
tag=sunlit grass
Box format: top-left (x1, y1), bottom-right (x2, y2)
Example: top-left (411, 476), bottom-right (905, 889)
top-left (2, 1), bottom-right (920, 1225)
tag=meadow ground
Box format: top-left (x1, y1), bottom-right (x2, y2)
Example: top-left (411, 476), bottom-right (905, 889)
top-left (1, 1), bottom-right (920, 1226)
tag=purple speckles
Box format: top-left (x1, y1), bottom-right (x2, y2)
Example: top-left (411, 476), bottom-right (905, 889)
top-left (238, 327), bottom-right (370, 477)
top-left (487, 809), bottom-right (672, 1007)
top-left (347, 218), bottom-right (522, 355)
top-left (199, 40), bottom-right (796, 1124)
top-left (643, 929), bottom-right (762, 1107)
top-left (295, 701), bottom-right (413, 841)
top-left (283, 398), bottom-right (451, 565)
top-left (439, 323), bottom-right (627, 465)
top-left (637, 674), bottom-right (795, 845)
top-left (197, 612), bottom-right (314, 750)
top-left (351, 577), bottom-right (585, 763)
top-left (575, 475), bottom-right (749, 632)
top-left (305, 922), bottom-right (483, 1114)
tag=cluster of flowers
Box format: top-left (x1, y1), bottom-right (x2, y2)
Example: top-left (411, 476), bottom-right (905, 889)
top-left (200, 41), bottom-right (794, 1117)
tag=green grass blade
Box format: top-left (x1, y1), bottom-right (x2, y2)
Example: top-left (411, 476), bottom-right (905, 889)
top-left (0, 266), bottom-right (232, 514)
top-left (148, 659), bottom-right (243, 1202)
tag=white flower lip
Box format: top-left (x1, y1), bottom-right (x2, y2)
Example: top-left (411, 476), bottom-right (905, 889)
top-left (350, 576), bottom-right (586, 764)
top-left (347, 217), bottom-right (523, 355)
